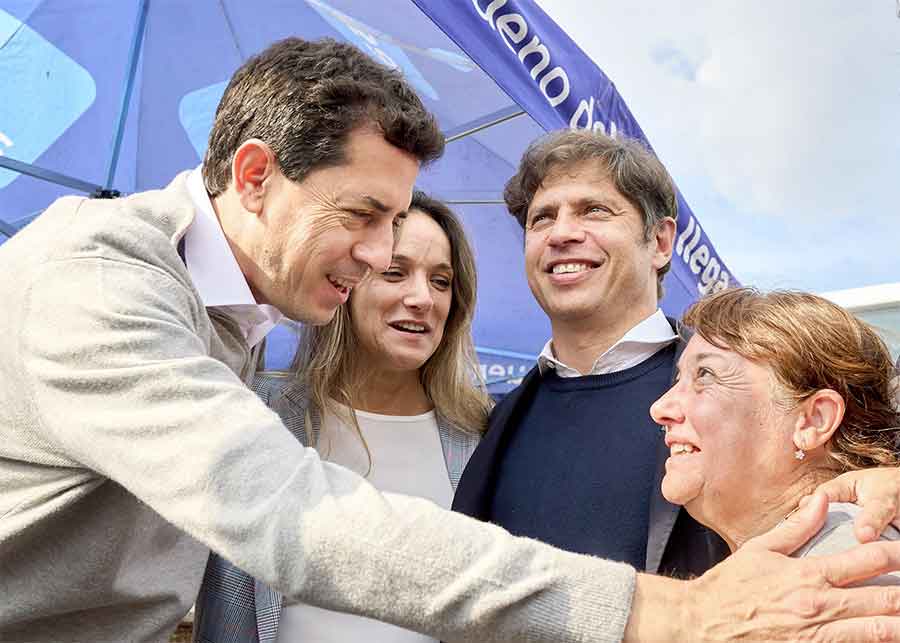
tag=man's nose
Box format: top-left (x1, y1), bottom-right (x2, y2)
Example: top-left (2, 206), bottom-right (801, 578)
top-left (352, 219), bottom-right (395, 273)
top-left (547, 211), bottom-right (586, 246)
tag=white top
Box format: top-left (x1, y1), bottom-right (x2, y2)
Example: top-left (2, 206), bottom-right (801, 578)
top-left (184, 166), bottom-right (282, 348)
top-left (537, 308), bottom-right (677, 377)
top-left (276, 406), bottom-right (452, 643)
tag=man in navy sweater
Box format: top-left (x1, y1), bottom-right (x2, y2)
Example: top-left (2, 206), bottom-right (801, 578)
top-left (453, 129), bottom-right (725, 577)
top-left (453, 130), bottom-right (900, 588)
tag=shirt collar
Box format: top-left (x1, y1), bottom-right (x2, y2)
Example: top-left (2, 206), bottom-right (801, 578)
top-left (184, 166), bottom-right (258, 307)
top-left (183, 166), bottom-right (283, 347)
top-left (538, 308), bottom-right (678, 377)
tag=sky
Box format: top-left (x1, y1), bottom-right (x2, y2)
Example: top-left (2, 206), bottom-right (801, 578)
top-left (539, 0), bottom-right (899, 294)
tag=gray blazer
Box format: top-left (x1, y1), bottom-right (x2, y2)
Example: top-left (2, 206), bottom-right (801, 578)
top-left (194, 373), bottom-right (481, 643)
top-left (2, 173), bottom-right (642, 643)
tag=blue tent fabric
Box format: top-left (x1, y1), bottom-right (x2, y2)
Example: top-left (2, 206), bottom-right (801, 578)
top-left (415, 0), bottom-right (737, 318)
top-left (0, 0), bottom-right (735, 393)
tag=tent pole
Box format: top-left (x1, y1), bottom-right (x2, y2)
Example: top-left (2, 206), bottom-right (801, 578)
top-left (477, 346), bottom-right (537, 361)
top-left (219, 0), bottom-right (246, 60)
top-left (0, 219), bottom-right (17, 239)
top-left (0, 156), bottom-right (104, 194)
top-left (444, 105), bottom-right (526, 144)
top-left (105, 0), bottom-right (149, 190)
top-left (445, 199), bottom-right (505, 205)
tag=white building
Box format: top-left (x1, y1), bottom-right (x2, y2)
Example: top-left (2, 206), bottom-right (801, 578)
top-left (820, 282), bottom-right (900, 363)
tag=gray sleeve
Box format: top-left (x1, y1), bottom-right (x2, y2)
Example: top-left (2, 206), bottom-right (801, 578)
top-left (798, 504), bottom-right (900, 587)
top-left (21, 258), bottom-right (636, 643)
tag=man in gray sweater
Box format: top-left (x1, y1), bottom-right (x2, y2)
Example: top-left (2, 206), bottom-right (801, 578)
top-left (3, 36), bottom-right (900, 643)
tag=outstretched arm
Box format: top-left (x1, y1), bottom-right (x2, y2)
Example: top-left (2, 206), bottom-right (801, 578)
top-left (626, 493), bottom-right (900, 641)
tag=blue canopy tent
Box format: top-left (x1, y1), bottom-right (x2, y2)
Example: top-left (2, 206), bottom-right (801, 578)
top-left (0, 0), bottom-right (736, 393)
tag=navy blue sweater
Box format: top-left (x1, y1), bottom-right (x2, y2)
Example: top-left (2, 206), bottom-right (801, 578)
top-left (488, 345), bottom-right (675, 570)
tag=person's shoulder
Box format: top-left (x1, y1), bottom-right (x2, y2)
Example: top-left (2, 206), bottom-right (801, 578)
top-left (40, 173), bottom-right (196, 272)
top-left (251, 372), bottom-right (312, 446)
top-left (117, 171), bottom-right (196, 238)
top-left (251, 369), bottom-right (288, 393)
top-left (818, 502), bottom-right (900, 541)
top-left (794, 502), bottom-right (857, 557)
top-left (439, 413), bottom-right (482, 446)
top-left (488, 366), bottom-right (541, 424)
top-left (797, 502), bottom-right (900, 586)
top-left (251, 371), bottom-right (299, 407)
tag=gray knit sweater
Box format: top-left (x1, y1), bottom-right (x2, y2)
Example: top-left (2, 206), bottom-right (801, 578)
top-left (0, 173), bottom-right (635, 642)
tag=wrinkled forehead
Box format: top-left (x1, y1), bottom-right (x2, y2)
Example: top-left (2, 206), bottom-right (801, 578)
top-left (331, 127), bottom-right (419, 212)
top-left (678, 333), bottom-right (781, 390)
top-left (530, 160), bottom-right (623, 208)
top-left (543, 156), bottom-right (610, 182)
top-left (678, 333), bottom-right (738, 368)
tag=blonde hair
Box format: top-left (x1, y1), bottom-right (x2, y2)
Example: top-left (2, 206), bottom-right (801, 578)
top-left (292, 191), bottom-right (491, 469)
top-left (683, 287), bottom-right (900, 472)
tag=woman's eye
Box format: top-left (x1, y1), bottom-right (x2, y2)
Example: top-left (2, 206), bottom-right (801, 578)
top-left (432, 277), bottom-right (451, 290)
top-left (696, 366), bottom-right (714, 380)
top-left (381, 269), bottom-right (404, 279)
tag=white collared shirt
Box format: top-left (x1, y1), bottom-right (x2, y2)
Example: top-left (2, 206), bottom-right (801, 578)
top-left (184, 167), bottom-right (283, 348)
top-left (537, 309), bottom-right (678, 377)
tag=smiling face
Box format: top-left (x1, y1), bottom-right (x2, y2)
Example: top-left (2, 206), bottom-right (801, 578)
top-left (242, 128), bottom-right (420, 324)
top-left (523, 161), bottom-right (670, 334)
top-left (349, 209), bottom-right (454, 375)
top-left (649, 334), bottom-right (801, 527)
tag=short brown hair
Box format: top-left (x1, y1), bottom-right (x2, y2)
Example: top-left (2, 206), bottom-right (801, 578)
top-left (683, 288), bottom-right (900, 471)
top-left (202, 38), bottom-right (445, 196)
top-left (504, 129), bottom-right (678, 298)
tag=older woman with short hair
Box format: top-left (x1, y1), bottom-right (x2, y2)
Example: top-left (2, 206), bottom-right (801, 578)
top-left (651, 288), bottom-right (900, 578)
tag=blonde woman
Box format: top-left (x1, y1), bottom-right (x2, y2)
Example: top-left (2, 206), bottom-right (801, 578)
top-left (195, 191), bottom-right (491, 643)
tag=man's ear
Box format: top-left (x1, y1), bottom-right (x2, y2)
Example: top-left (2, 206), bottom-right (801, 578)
top-left (651, 217), bottom-right (677, 270)
top-left (231, 139), bottom-right (277, 215)
top-left (793, 389), bottom-right (846, 453)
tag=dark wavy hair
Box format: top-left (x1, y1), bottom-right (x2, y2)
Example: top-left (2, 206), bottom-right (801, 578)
top-left (202, 37), bottom-right (444, 195)
top-left (504, 129), bottom-right (677, 299)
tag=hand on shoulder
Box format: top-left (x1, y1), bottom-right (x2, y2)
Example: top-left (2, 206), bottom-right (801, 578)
top-left (626, 492), bottom-right (900, 641)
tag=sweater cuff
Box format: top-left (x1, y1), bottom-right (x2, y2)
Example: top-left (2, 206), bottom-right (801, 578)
top-left (533, 553), bottom-right (637, 643)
